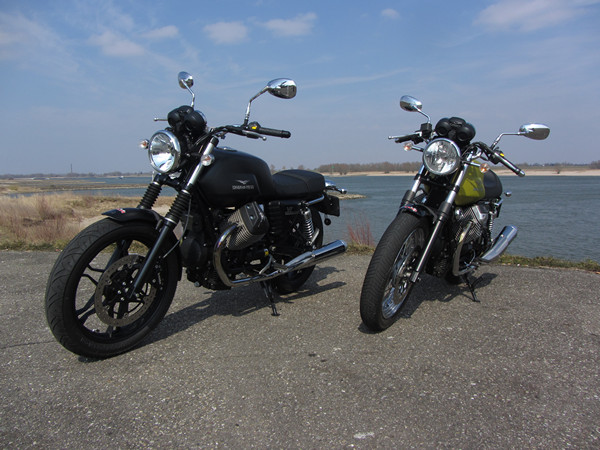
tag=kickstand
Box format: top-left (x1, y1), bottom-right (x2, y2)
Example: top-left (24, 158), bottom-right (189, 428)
top-left (462, 274), bottom-right (481, 303)
top-left (260, 281), bottom-right (280, 316)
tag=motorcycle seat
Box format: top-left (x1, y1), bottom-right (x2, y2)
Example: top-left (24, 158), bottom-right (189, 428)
top-left (271, 169), bottom-right (325, 198)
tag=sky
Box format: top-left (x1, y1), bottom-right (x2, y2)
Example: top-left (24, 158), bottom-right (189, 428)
top-left (1, 0), bottom-right (599, 175)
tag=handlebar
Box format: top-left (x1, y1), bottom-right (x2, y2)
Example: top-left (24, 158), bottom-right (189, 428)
top-left (492, 150), bottom-right (525, 177)
top-left (389, 133), bottom-right (422, 144)
top-left (248, 122), bottom-right (291, 138)
top-left (220, 123), bottom-right (291, 140)
top-left (473, 142), bottom-right (525, 177)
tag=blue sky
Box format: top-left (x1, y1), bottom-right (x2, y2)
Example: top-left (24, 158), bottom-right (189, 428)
top-left (1, 0), bottom-right (599, 174)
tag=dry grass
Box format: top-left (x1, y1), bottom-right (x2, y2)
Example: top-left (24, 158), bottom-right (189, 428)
top-left (0, 194), bottom-right (172, 250)
top-left (347, 214), bottom-right (375, 250)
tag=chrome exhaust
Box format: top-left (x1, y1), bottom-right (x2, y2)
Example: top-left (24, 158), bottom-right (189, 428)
top-left (213, 225), bottom-right (347, 287)
top-left (479, 225), bottom-right (518, 263)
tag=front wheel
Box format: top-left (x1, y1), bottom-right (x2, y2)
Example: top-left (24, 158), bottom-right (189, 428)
top-left (360, 213), bottom-right (429, 331)
top-left (45, 219), bottom-right (179, 358)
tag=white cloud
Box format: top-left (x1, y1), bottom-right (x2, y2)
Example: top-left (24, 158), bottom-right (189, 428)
top-left (475, 0), bottom-right (599, 31)
top-left (263, 12), bottom-right (317, 37)
top-left (204, 21), bottom-right (248, 44)
top-left (381, 8), bottom-right (399, 19)
top-left (142, 25), bottom-right (179, 40)
top-left (89, 31), bottom-right (145, 57)
top-left (0, 12), bottom-right (78, 76)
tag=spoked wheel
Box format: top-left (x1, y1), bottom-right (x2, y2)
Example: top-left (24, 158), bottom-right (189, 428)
top-left (273, 207), bottom-right (323, 294)
top-left (360, 212), bottom-right (428, 331)
top-left (45, 218), bottom-right (179, 358)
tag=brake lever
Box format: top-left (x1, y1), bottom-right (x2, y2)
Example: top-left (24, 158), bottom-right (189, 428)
top-left (242, 130), bottom-right (267, 141)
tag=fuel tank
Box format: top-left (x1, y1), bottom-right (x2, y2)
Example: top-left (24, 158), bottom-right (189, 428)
top-left (198, 147), bottom-right (277, 207)
top-left (455, 165), bottom-right (503, 206)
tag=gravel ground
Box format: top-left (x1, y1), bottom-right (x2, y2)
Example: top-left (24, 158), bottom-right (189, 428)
top-left (1, 251), bottom-right (599, 448)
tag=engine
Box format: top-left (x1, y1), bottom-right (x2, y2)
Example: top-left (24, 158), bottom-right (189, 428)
top-left (451, 204), bottom-right (493, 266)
top-left (221, 202), bottom-right (269, 250)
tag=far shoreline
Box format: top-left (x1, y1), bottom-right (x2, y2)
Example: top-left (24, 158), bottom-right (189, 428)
top-left (321, 169), bottom-right (600, 177)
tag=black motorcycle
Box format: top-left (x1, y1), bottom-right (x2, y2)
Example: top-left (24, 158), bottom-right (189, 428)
top-left (45, 72), bottom-right (347, 358)
top-left (360, 95), bottom-right (549, 331)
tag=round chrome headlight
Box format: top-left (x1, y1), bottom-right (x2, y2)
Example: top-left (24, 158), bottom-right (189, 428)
top-left (148, 130), bottom-right (181, 173)
top-left (423, 138), bottom-right (460, 175)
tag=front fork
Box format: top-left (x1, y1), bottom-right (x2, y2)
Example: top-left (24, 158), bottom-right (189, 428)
top-left (404, 164), bottom-right (469, 284)
top-left (127, 137), bottom-right (218, 299)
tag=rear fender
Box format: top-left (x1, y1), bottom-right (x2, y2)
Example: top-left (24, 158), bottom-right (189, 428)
top-left (102, 207), bottom-right (183, 280)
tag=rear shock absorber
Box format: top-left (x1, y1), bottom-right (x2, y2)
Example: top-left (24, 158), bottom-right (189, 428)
top-left (300, 206), bottom-right (316, 245)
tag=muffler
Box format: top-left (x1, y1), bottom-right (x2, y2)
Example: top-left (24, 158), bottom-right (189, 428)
top-left (479, 225), bottom-right (518, 263)
top-left (213, 225), bottom-right (347, 287)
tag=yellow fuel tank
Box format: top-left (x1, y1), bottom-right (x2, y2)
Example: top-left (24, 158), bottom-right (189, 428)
top-left (455, 165), bottom-right (486, 206)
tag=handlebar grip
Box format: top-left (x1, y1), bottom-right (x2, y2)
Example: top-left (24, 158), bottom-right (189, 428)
top-left (254, 126), bottom-right (291, 138)
top-left (392, 133), bottom-right (420, 144)
top-left (494, 151), bottom-right (525, 177)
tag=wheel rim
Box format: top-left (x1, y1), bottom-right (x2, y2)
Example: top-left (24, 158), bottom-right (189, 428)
top-left (73, 237), bottom-right (169, 341)
top-left (381, 227), bottom-right (425, 319)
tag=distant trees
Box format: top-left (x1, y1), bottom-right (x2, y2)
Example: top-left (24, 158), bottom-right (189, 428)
top-left (315, 161), bottom-right (422, 175)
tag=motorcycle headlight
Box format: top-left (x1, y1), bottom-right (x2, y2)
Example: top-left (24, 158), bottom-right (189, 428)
top-left (148, 130), bottom-right (181, 173)
top-left (423, 138), bottom-right (460, 175)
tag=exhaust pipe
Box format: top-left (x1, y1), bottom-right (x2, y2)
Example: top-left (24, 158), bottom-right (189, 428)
top-left (479, 225), bottom-right (518, 263)
top-left (284, 240), bottom-right (348, 273)
top-left (213, 225), bottom-right (347, 287)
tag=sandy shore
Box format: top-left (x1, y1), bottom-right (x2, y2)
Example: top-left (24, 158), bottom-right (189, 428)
top-left (326, 169), bottom-right (600, 177)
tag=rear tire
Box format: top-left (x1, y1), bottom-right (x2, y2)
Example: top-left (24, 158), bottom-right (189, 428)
top-left (360, 213), bottom-right (428, 331)
top-left (45, 219), bottom-right (179, 358)
top-left (273, 207), bottom-right (324, 294)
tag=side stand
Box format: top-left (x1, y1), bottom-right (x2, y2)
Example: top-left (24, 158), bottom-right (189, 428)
top-left (260, 281), bottom-right (280, 316)
top-left (462, 274), bottom-right (481, 303)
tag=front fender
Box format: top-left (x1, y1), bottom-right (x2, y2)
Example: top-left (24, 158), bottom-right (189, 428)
top-left (102, 207), bottom-right (183, 281)
top-left (102, 207), bottom-right (162, 224)
top-left (398, 203), bottom-right (438, 222)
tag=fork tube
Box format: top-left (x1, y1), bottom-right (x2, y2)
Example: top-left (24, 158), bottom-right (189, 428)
top-left (128, 137), bottom-right (219, 297)
top-left (401, 165), bottom-right (426, 206)
top-left (408, 163), bottom-right (469, 283)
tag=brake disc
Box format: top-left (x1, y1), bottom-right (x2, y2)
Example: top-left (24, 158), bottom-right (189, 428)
top-left (94, 254), bottom-right (157, 327)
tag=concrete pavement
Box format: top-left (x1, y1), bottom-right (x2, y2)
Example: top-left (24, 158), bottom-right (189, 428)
top-left (1, 251), bottom-right (599, 448)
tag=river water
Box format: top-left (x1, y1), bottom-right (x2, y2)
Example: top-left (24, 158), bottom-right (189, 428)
top-left (39, 174), bottom-right (600, 263)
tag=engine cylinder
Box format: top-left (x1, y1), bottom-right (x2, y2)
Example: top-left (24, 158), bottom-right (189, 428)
top-left (222, 202), bottom-right (268, 250)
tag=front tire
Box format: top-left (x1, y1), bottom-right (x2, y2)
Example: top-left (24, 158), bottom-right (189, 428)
top-left (45, 219), bottom-right (179, 358)
top-left (360, 213), bottom-right (428, 331)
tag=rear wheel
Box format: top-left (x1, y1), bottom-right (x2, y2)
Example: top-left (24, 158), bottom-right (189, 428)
top-left (360, 213), bottom-right (428, 331)
top-left (273, 207), bottom-right (323, 294)
top-left (45, 219), bottom-right (179, 358)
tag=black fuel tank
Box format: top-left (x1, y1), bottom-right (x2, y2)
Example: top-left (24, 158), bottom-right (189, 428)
top-left (198, 147), bottom-right (276, 207)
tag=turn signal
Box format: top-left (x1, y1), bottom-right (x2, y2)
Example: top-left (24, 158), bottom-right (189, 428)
top-left (201, 154), bottom-right (215, 167)
top-left (480, 162), bottom-right (490, 173)
top-left (139, 139), bottom-right (149, 149)
top-left (404, 142), bottom-right (413, 151)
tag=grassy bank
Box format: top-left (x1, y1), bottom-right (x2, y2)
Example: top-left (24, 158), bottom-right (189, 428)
top-left (0, 194), bottom-right (171, 250)
top-left (1, 194), bottom-right (598, 273)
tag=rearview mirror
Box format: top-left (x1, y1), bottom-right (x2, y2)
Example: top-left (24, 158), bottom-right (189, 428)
top-left (177, 71), bottom-right (195, 107)
top-left (400, 95), bottom-right (423, 113)
top-left (266, 78), bottom-right (297, 99)
top-left (178, 72), bottom-right (194, 89)
top-left (244, 78), bottom-right (297, 125)
top-left (519, 123), bottom-right (550, 141)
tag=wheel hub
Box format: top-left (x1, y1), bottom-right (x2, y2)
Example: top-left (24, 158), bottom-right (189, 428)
top-left (94, 255), bottom-right (157, 327)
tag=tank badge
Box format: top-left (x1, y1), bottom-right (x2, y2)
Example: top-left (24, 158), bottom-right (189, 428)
top-left (232, 179), bottom-right (255, 190)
